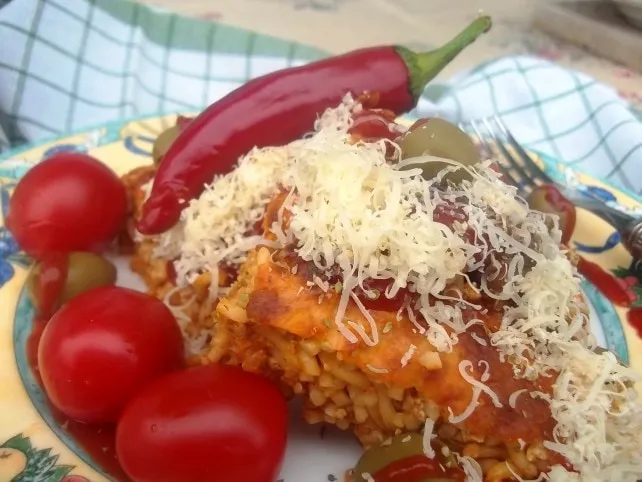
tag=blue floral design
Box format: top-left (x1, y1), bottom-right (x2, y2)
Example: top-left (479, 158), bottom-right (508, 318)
top-left (42, 143), bottom-right (86, 158)
top-left (0, 228), bottom-right (18, 286)
top-left (574, 230), bottom-right (622, 254)
top-left (0, 180), bottom-right (30, 287)
top-left (123, 135), bottom-right (155, 157)
top-left (581, 185), bottom-right (617, 203)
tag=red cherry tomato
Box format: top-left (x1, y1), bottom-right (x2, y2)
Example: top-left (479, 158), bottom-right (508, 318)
top-left (38, 286), bottom-right (184, 424)
top-left (527, 184), bottom-right (576, 246)
top-left (116, 364), bottom-right (288, 482)
top-left (5, 152), bottom-right (127, 258)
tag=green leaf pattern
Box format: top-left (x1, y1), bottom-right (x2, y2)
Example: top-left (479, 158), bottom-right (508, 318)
top-left (1, 434), bottom-right (76, 482)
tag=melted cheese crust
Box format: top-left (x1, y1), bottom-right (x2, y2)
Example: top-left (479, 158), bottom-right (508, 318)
top-left (230, 248), bottom-right (557, 447)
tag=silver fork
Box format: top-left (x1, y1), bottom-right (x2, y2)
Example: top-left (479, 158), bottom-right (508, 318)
top-left (459, 116), bottom-right (642, 261)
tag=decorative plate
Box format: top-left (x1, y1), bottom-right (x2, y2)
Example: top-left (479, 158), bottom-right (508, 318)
top-left (0, 115), bottom-right (640, 482)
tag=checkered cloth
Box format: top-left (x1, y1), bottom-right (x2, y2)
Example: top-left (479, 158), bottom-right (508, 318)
top-left (1, 0), bottom-right (641, 192)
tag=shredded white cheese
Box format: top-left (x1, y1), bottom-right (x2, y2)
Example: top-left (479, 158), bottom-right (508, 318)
top-left (400, 344), bottom-right (417, 367)
top-left (365, 364), bottom-right (389, 374)
top-left (422, 418), bottom-right (437, 459)
top-left (448, 360), bottom-right (503, 424)
top-left (456, 454), bottom-right (484, 482)
top-left (509, 388), bottom-right (527, 409)
top-left (148, 97), bottom-right (642, 481)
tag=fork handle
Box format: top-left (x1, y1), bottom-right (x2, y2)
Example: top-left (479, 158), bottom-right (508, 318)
top-left (622, 219), bottom-right (642, 260)
top-left (571, 196), bottom-right (642, 265)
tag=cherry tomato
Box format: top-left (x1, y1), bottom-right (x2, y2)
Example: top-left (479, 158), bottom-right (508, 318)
top-left (116, 364), bottom-right (288, 482)
top-left (527, 184), bottom-right (576, 245)
top-left (38, 286), bottom-right (184, 424)
top-left (5, 152), bottom-right (127, 258)
top-left (349, 109), bottom-right (399, 143)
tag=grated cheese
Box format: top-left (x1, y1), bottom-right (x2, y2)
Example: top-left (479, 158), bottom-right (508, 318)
top-left (400, 344), bottom-right (417, 367)
top-left (448, 360), bottom-right (503, 424)
top-left (422, 418), bottom-right (437, 459)
top-left (148, 97), bottom-right (642, 481)
top-left (456, 454), bottom-right (484, 482)
top-left (507, 461), bottom-right (549, 482)
top-left (366, 364), bottom-right (389, 374)
top-left (470, 332), bottom-right (488, 346)
top-left (509, 388), bottom-right (527, 409)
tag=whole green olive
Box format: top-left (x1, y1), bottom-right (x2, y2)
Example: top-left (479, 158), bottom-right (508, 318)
top-left (152, 124), bottom-right (181, 165)
top-left (352, 433), bottom-right (458, 481)
top-left (26, 252), bottom-right (117, 314)
top-left (398, 118), bottom-right (480, 184)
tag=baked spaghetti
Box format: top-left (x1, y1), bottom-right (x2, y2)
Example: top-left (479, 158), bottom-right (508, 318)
top-left (123, 96), bottom-right (642, 482)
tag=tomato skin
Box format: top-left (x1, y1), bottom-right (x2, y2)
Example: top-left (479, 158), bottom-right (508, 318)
top-left (116, 364), bottom-right (288, 482)
top-left (38, 286), bottom-right (184, 424)
top-left (5, 152), bottom-right (127, 258)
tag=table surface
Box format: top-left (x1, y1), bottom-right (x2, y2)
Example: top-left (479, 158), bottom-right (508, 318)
top-left (137, 0), bottom-right (642, 108)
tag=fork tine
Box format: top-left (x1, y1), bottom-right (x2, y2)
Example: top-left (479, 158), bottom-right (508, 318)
top-left (461, 120), bottom-right (493, 161)
top-left (491, 155), bottom-right (522, 188)
top-left (492, 116), bottom-right (553, 185)
top-left (481, 118), bottom-right (536, 191)
top-left (465, 120), bottom-right (522, 189)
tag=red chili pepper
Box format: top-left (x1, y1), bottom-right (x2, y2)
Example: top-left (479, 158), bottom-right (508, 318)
top-left (626, 306), bottom-right (642, 337)
top-left (137, 17), bottom-right (492, 235)
top-left (578, 257), bottom-right (637, 307)
top-left (372, 454), bottom-right (465, 482)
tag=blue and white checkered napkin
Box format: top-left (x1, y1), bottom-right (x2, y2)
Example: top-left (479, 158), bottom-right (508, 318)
top-left (1, 0), bottom-right (641, 193)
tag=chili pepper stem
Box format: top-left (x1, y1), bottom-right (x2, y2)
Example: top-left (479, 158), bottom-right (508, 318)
top-left (396, 16), bottom-right (492, 100)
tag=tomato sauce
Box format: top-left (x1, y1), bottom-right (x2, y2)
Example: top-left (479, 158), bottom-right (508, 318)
top-left (358, 278), bottom-right (410, 313)
top-left (34, 253), bottom-right (69, 319)
top-left (166, 259), bottom-right (178, 285)
top-left (348, 108), bottom-right (400, 144)
top-left (372, 454), bottom-right (465, 482)
top-left (26, 315), bottom-right (129, 481)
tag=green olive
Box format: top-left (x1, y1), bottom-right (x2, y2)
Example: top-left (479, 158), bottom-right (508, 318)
top-left (352, 433), bottom-right (457, 481)
top-left (27, 252), bottom-right (117, 313)
top-left (398, 118), bottom-right (480, 184)
top-left (152, 124), bottom-right (181, 165)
